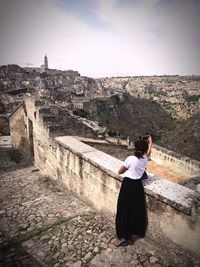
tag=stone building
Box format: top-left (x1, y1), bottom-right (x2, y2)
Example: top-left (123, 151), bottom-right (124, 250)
top-left (71, 96), bottom-right (91, 110)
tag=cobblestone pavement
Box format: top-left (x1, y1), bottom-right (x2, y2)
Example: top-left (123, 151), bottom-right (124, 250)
top-left (0, 166), bottom-right (197, 267)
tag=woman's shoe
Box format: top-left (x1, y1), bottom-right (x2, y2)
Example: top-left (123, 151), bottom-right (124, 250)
top-left (115, 240), bottom-right (129, 247)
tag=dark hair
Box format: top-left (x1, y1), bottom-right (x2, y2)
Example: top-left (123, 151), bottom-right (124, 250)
top-left (134, 140), bottom-right (148, 158)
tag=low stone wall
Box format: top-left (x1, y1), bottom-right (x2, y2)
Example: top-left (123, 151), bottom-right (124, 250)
top-left (9, 97), bottom-right (200, 258)
top-left (151, 144), bottom-right (200, 177)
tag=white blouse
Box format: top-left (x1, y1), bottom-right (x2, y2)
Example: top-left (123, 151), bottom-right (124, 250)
top-left (121, 155), bottom-right (148, 180)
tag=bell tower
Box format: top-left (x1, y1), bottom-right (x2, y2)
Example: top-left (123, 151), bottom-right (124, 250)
top-left (44, 54), bottom-right (48, 70)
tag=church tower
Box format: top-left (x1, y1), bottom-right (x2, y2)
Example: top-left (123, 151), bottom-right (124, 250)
top-left (44, 54), bottom-right (48, 70)
top-left (40, 54), bottom-right (49, 72)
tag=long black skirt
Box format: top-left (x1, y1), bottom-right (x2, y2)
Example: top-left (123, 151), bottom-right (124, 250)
top-left (115, 177), bottom-right (148, 239)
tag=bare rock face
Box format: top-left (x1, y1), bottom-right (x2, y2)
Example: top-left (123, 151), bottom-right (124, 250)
top-left (159, 112), bottom-right (200, 161)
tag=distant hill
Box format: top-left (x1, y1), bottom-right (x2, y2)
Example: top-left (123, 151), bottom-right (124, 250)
top-left (159, 112), bottom-right (200, 161)
top-left (84, 93), bottom-right (176, 141)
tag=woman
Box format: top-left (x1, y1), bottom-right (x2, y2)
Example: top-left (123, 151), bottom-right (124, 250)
top-left (115, 136), bottom-right (152, 247)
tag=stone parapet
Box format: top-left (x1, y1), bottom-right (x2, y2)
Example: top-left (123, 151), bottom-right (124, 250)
top-left (151, 144), bottom-right (200, 177)
top-left (56, 137), bottom-right (196, 216)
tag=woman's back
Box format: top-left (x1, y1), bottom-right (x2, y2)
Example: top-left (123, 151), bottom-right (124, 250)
top-left (122, 155), bottom-right (148, 179)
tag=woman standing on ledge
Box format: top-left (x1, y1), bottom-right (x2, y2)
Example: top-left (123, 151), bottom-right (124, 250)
top-left (115, 136), bottom-right (152, 247)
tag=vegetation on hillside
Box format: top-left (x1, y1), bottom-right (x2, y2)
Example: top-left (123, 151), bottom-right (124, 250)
top-left (84, 93), bottom-right (176, 141)
top-left (159, 112), bottom-right (200, 161)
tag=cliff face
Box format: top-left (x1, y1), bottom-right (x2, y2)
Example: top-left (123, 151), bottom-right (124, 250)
top-left (96, 76), bottom-right (200, 119)
top-left (159, 112), bottom-right (200, 160)
top-left (84, 93), bottom-right (176, 141)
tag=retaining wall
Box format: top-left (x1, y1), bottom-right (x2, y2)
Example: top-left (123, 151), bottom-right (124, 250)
top-left (151, 144), bottom-right (200, 178)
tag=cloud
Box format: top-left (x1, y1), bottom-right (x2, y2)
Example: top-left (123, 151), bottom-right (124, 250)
top-left (0, 0), bottom-right (199, 77)
top-left (115, 0), bottom-right (138, 8)
top-left (148, 27), bottom-right (167, 40)
top-left (56, 0), bottom-right (113, 30)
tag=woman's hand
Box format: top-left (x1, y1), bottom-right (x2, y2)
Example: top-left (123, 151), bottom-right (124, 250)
top-left (118, 165), bottom-right (127, 174)
top-left (146, 136), bottom-right (152, 157)
top-left (147, 135), bottom-right (152, 144)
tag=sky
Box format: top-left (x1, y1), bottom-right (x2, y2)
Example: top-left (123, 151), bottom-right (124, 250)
top-left (0, 0), bottom-right (200, 78)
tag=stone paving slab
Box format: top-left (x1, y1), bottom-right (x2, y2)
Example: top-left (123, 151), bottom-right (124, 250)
top-left (89, 237), bottom-right (193, 267)
top-left (22, 213), bottom-right (113, 267)
top-left (0, 167), bottom-right (92, 241)
top-left (0, 166), bottom-right (199, 267)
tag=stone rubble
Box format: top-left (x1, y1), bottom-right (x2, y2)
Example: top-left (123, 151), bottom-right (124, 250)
top-left (0, 166), bottom-right (198, 267)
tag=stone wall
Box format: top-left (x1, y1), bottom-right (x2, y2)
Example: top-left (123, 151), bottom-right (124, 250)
top-left (9, 96), bottom-right (200, 257)
top-left (151, 144), bottom-right (200, 177)
top-left (9, 103), bottom-right (31, 156)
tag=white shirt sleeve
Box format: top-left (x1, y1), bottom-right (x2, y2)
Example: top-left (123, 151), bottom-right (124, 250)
top-left (123, 157), bottom-right (130, 169)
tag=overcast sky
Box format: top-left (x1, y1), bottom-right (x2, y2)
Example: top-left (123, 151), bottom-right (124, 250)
top-left (0, 0), bottom-right (200, 78)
